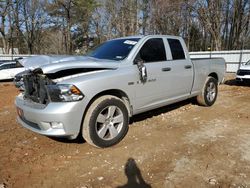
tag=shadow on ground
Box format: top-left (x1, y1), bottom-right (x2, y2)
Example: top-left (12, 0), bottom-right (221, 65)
top-left (224, 79), bottom-right (250, 87)
top-left (130, 98), bottom-right (195, 124)
top-left (0, 79), bottom-right (13, 83)
top-left (117, 158), bottom-right (151, 188)
top-left (48, 135), bottom-right (86, 144)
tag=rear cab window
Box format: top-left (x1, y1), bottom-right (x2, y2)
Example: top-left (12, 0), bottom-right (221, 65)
top-left (167, 39), bottom-right (186, 60)
top-left (136, 38), bottom-right (166, 63)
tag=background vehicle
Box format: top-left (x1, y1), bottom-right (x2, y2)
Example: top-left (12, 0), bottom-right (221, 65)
top-left (15, 35), bottom-right (226, 148)
top-left (0, 60), bottom-right (25, 81)
top-left (236, 59), bottom-right (250, 83)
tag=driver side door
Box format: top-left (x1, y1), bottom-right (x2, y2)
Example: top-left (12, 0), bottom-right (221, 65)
top-left (134, 38), bottom-right (172, 113)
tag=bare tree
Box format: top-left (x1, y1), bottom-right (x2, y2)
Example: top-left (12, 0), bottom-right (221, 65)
top-left (228, 0), bottom-right (249, 49)
top-left (47, 0), bottom-right (75, 54)
top-left (192, 0), bottom-right (225, 50)
top-left (1, 0), bottom-right (250, 54)
top-left (0, 0), bottom-right (11, 54)
top-left (11, 0), bottom-right (48, 54)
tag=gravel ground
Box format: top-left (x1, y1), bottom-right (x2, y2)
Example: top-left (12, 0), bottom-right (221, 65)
top-left (0, 74), bottom-right (250, 188)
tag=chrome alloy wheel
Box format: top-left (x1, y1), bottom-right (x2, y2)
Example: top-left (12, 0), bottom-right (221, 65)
top-left (206, 82), bottom-right (216, 102)
top-left (95, 105), bottom-right (124, 140)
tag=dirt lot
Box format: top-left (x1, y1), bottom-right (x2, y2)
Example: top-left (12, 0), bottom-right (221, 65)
top-left (0, 74), bottom-right (250, 188)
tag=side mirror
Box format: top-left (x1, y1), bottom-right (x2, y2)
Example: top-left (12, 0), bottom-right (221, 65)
top-left (134, 58), bottom-right (147, 83)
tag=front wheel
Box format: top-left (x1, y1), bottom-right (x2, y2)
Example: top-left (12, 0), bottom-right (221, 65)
top-left (82, 95), bottom-right (129, 148)
top-left (196, 77), bottom-right (218, 106)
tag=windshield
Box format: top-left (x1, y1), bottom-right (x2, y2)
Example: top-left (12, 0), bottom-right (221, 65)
top-left (89, 38), bottom-right (140, 61)
top-left (246, 60), bottom-right (250, 65)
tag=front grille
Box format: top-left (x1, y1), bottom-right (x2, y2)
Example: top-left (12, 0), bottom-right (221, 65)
top-left (23, 74), bottom-right (53, 104)
top-left (237, 69), bottom-right (250, 76)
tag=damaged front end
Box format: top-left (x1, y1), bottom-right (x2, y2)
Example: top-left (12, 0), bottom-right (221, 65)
top-left (23, 71), bottom-right (53, 104)
top-left (22, 70), bottom-right (84, 105)
top-left (15, 60), bottom-right (117, 104)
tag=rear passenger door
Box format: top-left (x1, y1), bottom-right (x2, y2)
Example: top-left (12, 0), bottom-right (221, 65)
top-left (166, 38), bottom-right (193, 97)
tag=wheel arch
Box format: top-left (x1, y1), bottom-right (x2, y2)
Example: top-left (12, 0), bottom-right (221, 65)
top-left (208, 72), bottom-right (218, 81)
top-left (89, 89), bottom-right (132, 115)
top-left (79, 89), bottom-right (132, 134)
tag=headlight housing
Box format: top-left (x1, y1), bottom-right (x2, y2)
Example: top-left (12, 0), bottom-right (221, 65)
top-left (47, 84), bottom-right (84, 102)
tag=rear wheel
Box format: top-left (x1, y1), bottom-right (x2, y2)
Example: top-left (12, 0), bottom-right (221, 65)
top-left (196, 77), bottom-right (218, 106)
top-left (82, 95), bottom-right (129, 148)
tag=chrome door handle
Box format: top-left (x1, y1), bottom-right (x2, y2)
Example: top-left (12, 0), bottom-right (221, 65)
top-left (184, 65), bottom-right (192, 69)
top-left (162, 67), bottom-right (171, 72)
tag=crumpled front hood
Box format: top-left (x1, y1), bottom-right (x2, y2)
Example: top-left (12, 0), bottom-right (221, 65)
top-left (20, 55), bottom-right (87, 69)
top-left (39, 57), bottom-right (119, 74)
top-left (19, 55), bottom-right (119, 74)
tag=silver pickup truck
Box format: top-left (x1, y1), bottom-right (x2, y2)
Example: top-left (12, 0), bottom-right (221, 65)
top-left (15, 35), bottom-right (225, 148)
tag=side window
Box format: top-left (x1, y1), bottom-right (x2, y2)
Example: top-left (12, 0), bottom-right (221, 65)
top-left (136, 38), bottom-right (166, 63)
top-left (168, 39), bottom-right (185, 60)
top-left (0, 64), bottom-right (15, 70)
top-left (5, 64), bottom-right (11, 69)
top-left (0, 64), bottom-right (10, 69)
top-left (10, 64), bottom-right (17, 68)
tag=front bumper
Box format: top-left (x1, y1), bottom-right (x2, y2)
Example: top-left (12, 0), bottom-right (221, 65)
top-left (236, 75), bottom-right (250, 81)
top-left (15, 94), bottom-right (87, 138)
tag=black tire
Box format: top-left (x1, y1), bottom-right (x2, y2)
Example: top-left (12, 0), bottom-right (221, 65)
top-left (196, 77), bottom-right (218, 106)
top-left (82, 95), bottom-right (129, 148)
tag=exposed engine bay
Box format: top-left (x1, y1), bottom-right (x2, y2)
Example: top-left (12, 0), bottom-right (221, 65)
top-left (23, 73), bottom-right (53, 104)
top-left (20, 67), bottom-right (112, 104)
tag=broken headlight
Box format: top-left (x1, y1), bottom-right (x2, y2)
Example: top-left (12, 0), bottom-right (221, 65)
top-left (47, 84), bottom-right (84, 102)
